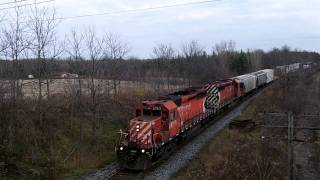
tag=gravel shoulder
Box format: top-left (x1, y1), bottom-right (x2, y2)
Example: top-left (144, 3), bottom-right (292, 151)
top-left (84, 162), bottom-right (119, 180)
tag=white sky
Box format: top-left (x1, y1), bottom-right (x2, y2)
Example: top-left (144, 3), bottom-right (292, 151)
top-left (1, 0), bottom-right (320, 58)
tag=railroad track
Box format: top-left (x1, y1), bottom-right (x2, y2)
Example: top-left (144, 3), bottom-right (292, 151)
top-left (86, 86), bottom-right (270, 180)
top-left (84, 162), bottom-right (120, 180)
top-left (109, 170), bottom-right (145, 180)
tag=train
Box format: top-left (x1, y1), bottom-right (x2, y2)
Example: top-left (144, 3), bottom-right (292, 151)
top-left (275, 62), bottom-right (313, 76)
top-left (115, 63), bottom-right (309, 170)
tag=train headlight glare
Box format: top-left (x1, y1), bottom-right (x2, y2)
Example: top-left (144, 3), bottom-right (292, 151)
top-left (119, 147), bottom-right (123, 151)
top-left (136, 128), bottom-right (140, 132)
top-left (141, 149), bottom-right (145, 153)
top-left (136, 125), bottom-right (140, 129)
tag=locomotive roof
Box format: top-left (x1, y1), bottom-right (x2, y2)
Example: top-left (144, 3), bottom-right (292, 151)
top-left (168, 86), bottom-right (204, 96)
top-left (251, 71), bottom-right (266, 75)
top-left (141, 86), bottom-right (206, 108)
top-left (213, 79), bottom-right (234, 86)
top-left (233, 74), bottom-right (256, 80)
top-left (142, 99), bottom-right (177, 111)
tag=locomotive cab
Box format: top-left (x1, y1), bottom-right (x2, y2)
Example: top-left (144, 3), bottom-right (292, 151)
top-left (132, 100), bottom-right (178, 146)
top-left (116, 100), bottom-right (178, 170)
top-left (116, 100), bottom-right (179, 170)
top-left (116, 87), bottom-right (210, 170)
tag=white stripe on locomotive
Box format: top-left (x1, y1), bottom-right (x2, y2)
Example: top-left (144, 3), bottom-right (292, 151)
top-left (137, 123), bottom-right (151, 139)
top-left (205, 85), bottom-right (219, 109)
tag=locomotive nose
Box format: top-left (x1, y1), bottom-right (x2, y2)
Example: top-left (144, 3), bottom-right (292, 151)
top-left (129, 121), bottom-right (153, 145)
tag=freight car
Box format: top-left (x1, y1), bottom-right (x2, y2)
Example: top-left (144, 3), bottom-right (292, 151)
top-left (275, 63), bottom-right (301, 76)
top-left (116, 68), bottom-right (278, 170)
top-left (233, 74), bottom-right (257, 95)
top-left (250, 71), bottom-right (267, 87)
top-left (261, 69), bottom-right (274, 83)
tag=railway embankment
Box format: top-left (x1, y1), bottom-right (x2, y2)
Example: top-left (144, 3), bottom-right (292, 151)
top-left (174, 67), bottom-right (320, 180)
top-left (85, 86), bottom-right (267, 180)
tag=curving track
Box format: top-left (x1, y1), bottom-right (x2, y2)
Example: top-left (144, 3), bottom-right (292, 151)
top-left (85, 88), bottom-right (268, 180)
top-left (84, 162), bottom-right (120, 180)
top-left (144, 90), bottom-right (265, 180)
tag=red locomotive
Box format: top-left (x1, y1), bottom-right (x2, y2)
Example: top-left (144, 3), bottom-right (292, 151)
top-left (116, 69), bottom-right (275, 170)
top-left (117, 86), bottom-right (209, 169)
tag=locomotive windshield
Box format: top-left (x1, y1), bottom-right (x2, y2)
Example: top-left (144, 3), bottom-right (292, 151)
top-left (143, 109), bottom-right (161, 116)
top-left (135, 109), bottom-right (161, 121)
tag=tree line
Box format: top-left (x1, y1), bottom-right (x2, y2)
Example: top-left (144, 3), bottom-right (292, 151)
top-left (0, 3), bottom-right (320, 179)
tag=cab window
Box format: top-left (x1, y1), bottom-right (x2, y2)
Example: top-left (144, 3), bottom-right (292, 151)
top-left (136, 109), bottom-right (141, 117)
top-left (143, 109), bottom-right (161, 116)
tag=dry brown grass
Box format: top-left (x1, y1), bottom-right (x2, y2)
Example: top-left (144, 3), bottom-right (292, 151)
top-left (0, 78), bottom-right (186, 99)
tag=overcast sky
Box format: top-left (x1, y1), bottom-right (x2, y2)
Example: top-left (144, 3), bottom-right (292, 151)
top-left (3, 0), bottom-right (320, 58)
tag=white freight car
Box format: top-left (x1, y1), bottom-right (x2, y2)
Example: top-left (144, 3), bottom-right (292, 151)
top-left (250, 71), bottom-right (267, 87)
top-left (261, 69), bottom-right (274, 83)
top-left (233, 74), bottom-right (257, 94)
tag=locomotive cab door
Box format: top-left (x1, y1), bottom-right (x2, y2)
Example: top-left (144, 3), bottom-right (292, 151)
top-left (169, 110), bottom-right (179, 137)
top-left (161, 110), bottom-right (169, 131)
top-left (161, 110), bottom-right (170, 141)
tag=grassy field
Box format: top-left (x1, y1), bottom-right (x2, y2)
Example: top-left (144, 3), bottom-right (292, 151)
top-left (0, 78), bottom-right (186, 99)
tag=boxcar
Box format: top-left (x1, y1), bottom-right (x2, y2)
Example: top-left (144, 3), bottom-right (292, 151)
top-left (251, 71), bottom-right (267, 87)
top-left (261, 69), bottom-right (274, 83)
top-left (233, 74), bottom-right (257, 95)
top-left (275, 65), bottom-right (287, 76)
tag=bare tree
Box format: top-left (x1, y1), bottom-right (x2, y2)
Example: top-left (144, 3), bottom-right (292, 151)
top-left (181, 40), bottom-right (204, 58)
top-left (0, 35), bottom-right (9, 54)
top-left (153, 43), bottom-right (176, 90)
top-left (85, 27), bottom-right (103, 138)
top-left (102, 32), bottom-right (129, 100)
top-left (0, 4), bottom-right (28, 100)
top-left (214, 40), bottom-right (236, 55)
top-left (213, 40), bottom-right (237, 77)
top-left (103, 32), bottom-right (129, 60)
top-left (27, 5), bottom-right (59, 164)
top-left (153, 43), bottom-right (175, 60)
top-left (181, 40), bottom-right (205, 86)
top-left (65, 28), bottom-right (84, 126)
top-left (28, 5), bottom-right (58, 101)
top-left (65, 28), bottom-right (85, 164)
top-left (248, 49), bottom-right (263, 72)
top-left (0, 3), bottom-right (29, 152)
top-left (66, 28), bottom-right (84, 61)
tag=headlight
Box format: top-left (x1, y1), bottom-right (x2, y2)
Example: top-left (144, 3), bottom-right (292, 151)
top-left (136, 128), bottom-right (140, 132)
top-left (136, 125), bottom-right (140, 129)
top-left (141, 149), bottom-right (145, 153)
top-left (119, 146), bottom-right (123, 151)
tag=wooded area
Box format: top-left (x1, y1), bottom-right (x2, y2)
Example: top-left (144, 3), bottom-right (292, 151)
top-left (1, 4), bottom-right (320, 180)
